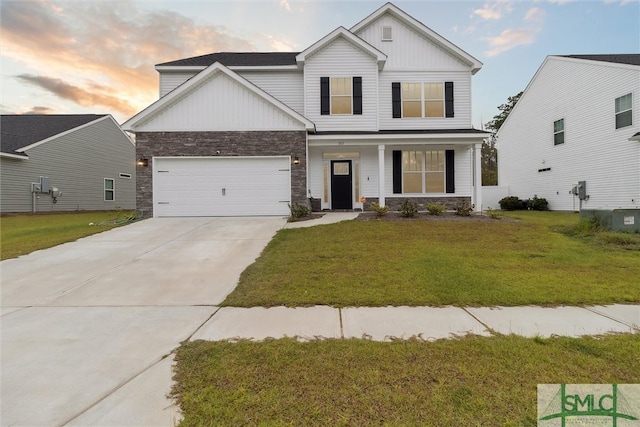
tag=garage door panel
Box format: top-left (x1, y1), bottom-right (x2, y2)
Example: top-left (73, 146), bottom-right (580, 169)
top-left (154, 157), bottom-right (291, 217)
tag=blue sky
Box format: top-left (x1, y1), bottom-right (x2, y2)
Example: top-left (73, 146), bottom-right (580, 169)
top-left (1, 0), bottom-right (638, 127)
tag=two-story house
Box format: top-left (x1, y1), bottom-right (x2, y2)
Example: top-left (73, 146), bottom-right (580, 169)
top-left (122, 2), bottom-right (489, 217)
top-left (497, 55), bottom-right (640, 214)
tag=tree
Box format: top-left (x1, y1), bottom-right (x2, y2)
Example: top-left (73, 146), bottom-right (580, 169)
top-left (482, 91), bottom-right (523, 186)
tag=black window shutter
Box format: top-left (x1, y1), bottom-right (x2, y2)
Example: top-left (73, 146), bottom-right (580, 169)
top-left (353, 77), bottom-right (362, 115)
top-left (445, 150), bottom-right (455, 193)
top-left (392, 150), bottom-right (402, 194)
top-left (321, 77), bottom-right (330, 115)
top-left (445, 82), bottom-right (454, 118)
top-left (392, 82), bottom-right (401, 118)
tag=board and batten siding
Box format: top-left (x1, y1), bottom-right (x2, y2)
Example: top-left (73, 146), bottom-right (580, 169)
top-left (303, 38), bottom-right (379, 131)
top-left (159, 71), bottom-right (198, 97)
top-left (354, 13), bottom-right (470, 73)
top-left (0, 118), bottom-right (135, 213)
top-left (378, 71), bottom-right (472, 130)
top-left (498, 57), bottom-right (640, 210)
top-left (137, 72), bottom-right (306, 132)
top-left (238, 70), bottom-right (304, 115)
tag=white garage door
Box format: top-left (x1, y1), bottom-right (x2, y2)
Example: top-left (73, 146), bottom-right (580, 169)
top-left (153, 156), bottom-right (291, 217)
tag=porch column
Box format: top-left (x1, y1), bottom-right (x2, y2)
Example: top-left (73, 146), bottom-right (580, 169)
top-left (378, 144), bottom-right (386, 207)
top-left (474, 143), bottom-right (482, 212)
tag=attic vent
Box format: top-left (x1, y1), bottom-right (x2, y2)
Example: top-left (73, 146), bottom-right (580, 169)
top-left (382, 26), bottom-right (392, 41)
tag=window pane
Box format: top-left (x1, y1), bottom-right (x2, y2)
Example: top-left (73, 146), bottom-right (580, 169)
top-left (331, 96), bottom-right (352, 114)
top-left (333, 162), bottom-right (349, 175)
top-left (105, 179), bottom-right (114, 190)
top-left (403, 173), bottom-right (422, 193)
top-left (615, 93), bottom-right (632, 113)
top-left (402, 83), bottom-right (421, 100)
top-left (424, 83), bottom-right (443, 100)
top-left (425, 101), bottom-right (444, 117)
top-left (331, 78), bottom-right (351, 96)
top-left (403, 151), bottom-right (422, 171)
top-left (616, 110), bottom-right (632, 129)
top-left (105, 190), bottom-right (114, 201)
top-left (426, 172), bottom-right (445, 193)
top-left (426, 151), bottom-right (444, 171)
top-left (554, 119), bottom-right (564, 133)
top-left (403, 101), bottom-right (421, 117)
top-left (554, 132), bottom-right (565, 145)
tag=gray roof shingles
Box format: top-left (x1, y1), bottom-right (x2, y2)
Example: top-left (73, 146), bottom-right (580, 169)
top-left (157, 52), bottom-right (300, 67)
top-left (560, 54), bottom-right (640, 66)
top-left (1, 114), bottom-right (106, 154)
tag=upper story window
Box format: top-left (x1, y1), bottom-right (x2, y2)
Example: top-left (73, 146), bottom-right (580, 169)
top-left (382, 26), bottom-right (392, 41)
top-left (553, 119), bottom-right (565, 145)
top-left (615, 93), bottom-right (632, 129)
top-left (393, 82), bottom-right (454, 119)
top-left (320, 77), bottom-right (362, 116)
top-left (330, 78), bottom-right (352, 114)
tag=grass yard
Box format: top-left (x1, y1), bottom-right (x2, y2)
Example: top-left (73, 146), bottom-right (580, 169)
top-left (172, 334), bottom-right (640, 426)
top-left (224, 211), bottom-right (640, 307)
top-left (0, 211), bottom-right (136, 260)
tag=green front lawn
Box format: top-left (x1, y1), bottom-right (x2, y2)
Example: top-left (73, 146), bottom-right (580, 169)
top-left (224, 211), bottom-right (640, 307)
top-left (172, 334), bottom-right (640, 426)
top-left (0, 211), bottom-right (136, 260)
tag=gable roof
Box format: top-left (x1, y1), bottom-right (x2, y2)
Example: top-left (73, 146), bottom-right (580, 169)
top-left (157, 52), bottom-right (299, 68)
top-left (350, 2), bottom-right (483, 74)
top-left (1, 114), bottom-right (108, 154)
top-left (559, 54), bottom-right (640, 66)
top-left (122, 62), bottom-right (315, 132)
top-left (295, 27), bottom-right (387, 70)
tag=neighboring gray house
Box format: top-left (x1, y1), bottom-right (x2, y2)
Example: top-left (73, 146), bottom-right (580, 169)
top-left (123, 3), bottom-right (489, 218)
top-left (1, 114), bottom-right (136, 213)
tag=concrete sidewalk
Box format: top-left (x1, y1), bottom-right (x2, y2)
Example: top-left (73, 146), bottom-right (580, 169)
top-left (192, 304), bottom-right (639, 342)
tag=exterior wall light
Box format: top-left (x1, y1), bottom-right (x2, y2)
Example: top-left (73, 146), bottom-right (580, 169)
top-left (293, 156), bottom-right (300, 165)
top-left (136, 158), bottom-right (149, 167)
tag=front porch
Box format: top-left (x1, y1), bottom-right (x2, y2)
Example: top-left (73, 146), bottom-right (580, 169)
top-left (307, 131), bottom-right (487, 212)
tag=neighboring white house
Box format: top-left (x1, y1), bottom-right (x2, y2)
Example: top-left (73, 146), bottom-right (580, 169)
top-left (497, 54), bottom-right (640, 212)
top-left (122, 2), bottom-right (489, 218)
top-left (0, 114), bottom-right (136, 213)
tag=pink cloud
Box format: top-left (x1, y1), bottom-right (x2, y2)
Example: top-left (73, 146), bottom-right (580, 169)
top-left (485, 28), bottom-right (537, 57)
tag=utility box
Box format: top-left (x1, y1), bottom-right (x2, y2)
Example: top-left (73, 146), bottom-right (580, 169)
top-left (577, 181), bottom-right (587, 200)
top-left (581, 209), bottom-right (640, 232)
top-left (39, 176), bottom-right (50, 193)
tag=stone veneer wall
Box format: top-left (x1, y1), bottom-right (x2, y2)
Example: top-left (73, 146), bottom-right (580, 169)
top-left (363, 196), bottom-right (472, 211)
top-left (135, 131), bottom-right (308, 217)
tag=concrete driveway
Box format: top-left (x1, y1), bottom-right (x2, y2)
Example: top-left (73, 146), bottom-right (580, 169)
top-left (1, 217), bottom-right (286, 426)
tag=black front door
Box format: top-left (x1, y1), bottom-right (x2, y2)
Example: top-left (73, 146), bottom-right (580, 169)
top-left (331, 160), bottom-right (352, 210)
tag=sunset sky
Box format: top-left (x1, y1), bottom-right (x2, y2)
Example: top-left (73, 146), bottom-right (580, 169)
top-left (1, 0), bottom-right (638, 127)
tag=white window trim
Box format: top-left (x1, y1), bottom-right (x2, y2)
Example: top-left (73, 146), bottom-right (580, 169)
top-left (330, 77), bottom-right (353, 115)
top-left (401, 82), bottom-right (445, 119)
top-left (553, 118), bottom-right (565, 146)
top-left (104, 178), bottom-right (115, 202)
top-left (401, 150), bottom-right (446, 194)
top-left (615, 93), bottom-right (633, 129)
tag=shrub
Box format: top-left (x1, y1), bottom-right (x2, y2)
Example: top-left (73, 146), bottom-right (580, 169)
top-left (486, 208), bottom-right (502, 219)
top-left (288, 203), bottom-right (310, 221)
top-left (370, 202), bottom-right (390, 217)
top-left (426, 202), bottom-right (446, 216)
top-left (499, 196), bottom-right (526, 211)
top-left (455, 201), bottom-right (473, 217)
top-left (526, 195), bottom-right (549, 211)
top-left (399, 199), bottom-right (419, 218)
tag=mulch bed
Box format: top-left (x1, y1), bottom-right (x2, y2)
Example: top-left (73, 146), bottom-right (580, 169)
top-left (354, 211), bottom-right (505, 222)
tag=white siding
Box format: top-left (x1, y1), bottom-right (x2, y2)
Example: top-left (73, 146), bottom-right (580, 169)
top-left (303, 38), bottom-right (379, 131)
top-left (238, 70), bottom-right (304, 114)
top-left (498, 57), bottom-right (640, 210)
top-left (0, 119), bottom-right (135, 213)
top-left (378, 70), bottom-right (472, 130)
top-left (138, 72), bottom-right (306, 132)
top-left (159, 72), bottom-right (198, 97)
top-left (355, 14), bottom-right (470, 72)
